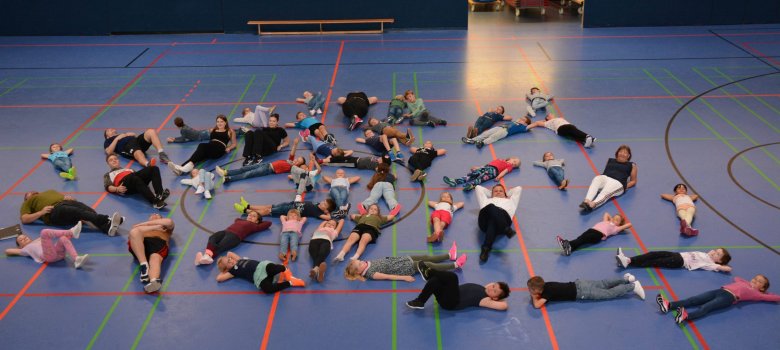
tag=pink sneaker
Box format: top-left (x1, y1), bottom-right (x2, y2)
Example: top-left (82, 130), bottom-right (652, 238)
top-left (679, 219), bottom-right (687, 234)
top-left (358, 203), bottom-right (367, 215)
top-left (449, 241), bottom-right (458, 261)
top-left (455, 254), bottom-right (467, 269)
top-left (299, 129), bottom-right (310, 142)
top-left (389, 204), bottom-right (402, 216)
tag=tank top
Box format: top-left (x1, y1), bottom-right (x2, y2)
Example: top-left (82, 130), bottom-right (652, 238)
top-left (602, 158), bottom-right (633, 189)
top-left (673, 194), bottom-right (694, 209)
top-left (210, 129), bottom-right (230, 147)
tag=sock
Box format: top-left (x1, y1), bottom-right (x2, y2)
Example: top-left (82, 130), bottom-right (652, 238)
top-left (205, 249), bottom-right (214, 257)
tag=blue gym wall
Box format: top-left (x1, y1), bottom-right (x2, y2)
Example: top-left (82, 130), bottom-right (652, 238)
top-left (0, 0), bottom-right (467, 35)
top-left (583, 0), bottom-right (780, 27)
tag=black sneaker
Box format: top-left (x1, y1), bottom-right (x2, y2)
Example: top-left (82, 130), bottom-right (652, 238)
top-left (406, 299), bottom-right (425, 310)
top-left (157, 188), bottom-right (170, 202)
top-left (656, 294), bottom-right (670, 314)
top-left (153, 200), bottom-right (167, 210)
top-left (416, 261), bottom-right (431, 281)
top-left (476, 141), bottom-right (484, 149)
top-left (505, 226), bottom-right (516, 238)
top-left (139, 262), bottom-right (150, 283)
top-left (426, 121), bottom-right (436, 128)
top-left (479, 247), bottom-right (490, 263)
top-left (562, 240), bottom-right (572, 256)
top-left (242, 156), bottom-right (253, 166)
top-left (438, 120), bottom-right (447, 126)
top-left (461, 137), bottom-right (474, 144)
top-left (324, 134), bottom-right (337, 144)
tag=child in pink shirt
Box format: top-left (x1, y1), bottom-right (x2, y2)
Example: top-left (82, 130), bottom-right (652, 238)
top-left (279, 209), bottom-right (307, 261)
top-left (5, 223), bottom-right (88, 268)
top-left (556, 212), bottom-right (632, 256)
top-left (443, 157), bottom-right (521, 191)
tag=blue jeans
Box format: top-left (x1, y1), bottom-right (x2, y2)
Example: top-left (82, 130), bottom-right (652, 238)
top-left (386, 105), bottom-right (404, 124)
top-left (172, 125), bottom-right (210, 143)
top-left (474, 117), bottom-right (495, 134)
top-left (52, 157), bottom-right (72, 172)
top-left (547, 166), bottom-right (565, 186)
top-left (307, 92), bottom-right (326, 111)
top-left (330, 186), bottom-right (349, 207)
top-left (308, 135), bottom-right (334, 157)
top-left (575, 279), bottom-right (634, 300)
top-left (279, 231), bottom-right (300, 254)
top-left (225, 163), bottom-right (274, 181)
top-left (670, 288), bottom-right (735, 320)
top-left (362, 182), bottom-right (398, 210)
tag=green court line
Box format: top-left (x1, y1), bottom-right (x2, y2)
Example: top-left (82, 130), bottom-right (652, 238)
top-left (709, 68), bottom-right (780, 134)
top-left (0, 78), bottom-right (29, 98)
top-left (664, 68), bottom-right (780, 167)
top-left (392, 72), bottom-right (397, 96)
top-left (644, 69), bottom-right (780, 192)
top-left (413, 72), bottom-right (419, 97)
top-left (226, 75), bottom-right (257, 118)
top-left (257, 74), bottom-right (276, 104)
top-left (85, 265), bottom-right (141, 350)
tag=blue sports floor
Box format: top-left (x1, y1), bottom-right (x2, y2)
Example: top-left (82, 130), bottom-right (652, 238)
top-left (1, 10), bottom-right (779, 350)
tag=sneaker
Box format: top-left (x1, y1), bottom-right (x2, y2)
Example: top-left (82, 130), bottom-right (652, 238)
top-left (251, 156), bottom-right (262, 165)
top-left (617, 253), bottom-right (630, 269)
top-left (195, 185), bottom-right (205, 195)
top-left (59, 172), bottom-right (74, 180)
top-left (294, 194), bottom-right (303, 203)
top-left (388, 152), bottom-right (397, 163)
top-left (349, 116), bottom-right (362, 131)
top-left (288, 276), bottom-right (306, 287)
top-left (108, 211), bottom-right (122, 237)
top-left (555, 235), bottom-right (566, 253)
top-left (656, 294), bottom-right (670, 314)
top-left (394, 152), bottom-right (404, 162)
top-left (158, 152), bottom-right (171, 164)
top-left (505, 226), bottom-right (516, 238)
top-left (426, 121), bottom-right (436, 128)
top-left (157, 188), bottom-right (170, 202)
top-left (240, 196), bottom-right (249, 209)
top-left (332, 253), bottom-right (345, 263)
top-left (526, 105), bottom-right (536, 117)
top-left (623, 273), bottom-right (636, 283)
top-left (324, 134), bottom-right (337, 144)
top-left (309, 267), bottom-right (319, 280)
top-left (443, 176), bottom-right (457, 187)
top-left (674, 307), bottom-right (688, 324)
top-left (233, 203), bottom-right (247, 214)
top-left (463, 183), bottom-right (475, 192)
top-left (683, 226), bottom-right (698, 237)
top-left (689, 228), bottom-right (700, 236)
top-left (562, 239), bottom-right (572, 256)
top-left (411, 169), bottom-right (423, 182)
top-left (475, 141), bottom-right (484, 149)
top-left (309, 109), bottom-right (317, 116)
top-left (449, 241), bottom-right (458, 260)
top-left (479, 247), bottom-right (490, 263)
top-left (194, 251), bottom-right (203, 266)
top-left (215, 166), bottom-right (227, 177)
top-left (148, 158), bottom-right (157, 167)
top-left (144, 278), bottom-right (162, 293)
top-left (299, 129), bottom-right (310, 142)
top-left (358, 203), bottom-right (367, 215)
top-left (438, 120), bottom-right (447, 126)
top-left (69, 166), bottom-right (78, 179)
top-left (461, 137), bottom-right (475, 144)
top-left (679, 219), bottom-right (687, 234)
top-left (559, 179), bottom-right (569, 190)
top-left (242, 156), bottom-right (253, 167)
top-left (317, 262), bottom-right (326, 283)
top-left (633, 280), bottom-right (646, 300)
top-left (70, 221), bottom-right (82, 239)
top-left (331, 209), bottom-right (346, 220)
top-left (389, 204), bottom-right (402, 216)
top-left (418, 172), bottom-right (428, 181)
top-left (416, 261), bottom-right (431, 281)
top-left (74, 254), bottom-right (89, 269)
top-left (153, 200), bottom-right (167, 210)
top-left (139, 262), bottom-right (150, 283)
top-left (406, 299), bottom-right (425, 310)
top-left (316, 108), bottom-right (323, 115)
top-left (167, 161), bottom-right (183, 176)
top-left (200, 254), bottom-right (214, 265)
top-left (455, 254), bottom-right (467, 269)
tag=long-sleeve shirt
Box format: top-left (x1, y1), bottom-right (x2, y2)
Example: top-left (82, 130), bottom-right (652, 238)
top-left (475, 185), bottom-right (522, 217)
top-left (405, 98), bottom-right (427, 118)
top-left (532, 159), bottom-right (565, 170)
top-left (723, 277), bottom-right (780, 304)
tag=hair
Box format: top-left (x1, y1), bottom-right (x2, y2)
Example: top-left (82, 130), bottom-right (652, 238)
top-left (105, 152), bottom-right (119, 163)
top-left (15, 234), bottom-right (25, 248)
top-left (246, 210), bottom-right (261, 223)
top-left (23, 191), bottom-right (38, 201)
top-left (615, 144), bottom-right (632, 161)
top-left (363, 129), bottom-right (373, 137)
top-left (174, 117), bottom-right (184, 128)
top-left (674, 183), bottom-right (687, 192)
top-left (491, 184), bottom-right (507, 197)
top-left (323, 198), bottom-right (336, 212)
top-left (497, 281), bottom-right (511, 299)
top-left (612, 215), bottom-right (625, 226)
top-left (530, 87), bottom-right (540, 93)
top-left (368, 203), bottom-right (381, 216)
top-left (757, 274), bottom-right (770, 292)
top-left (393, 94), bottom-right (404, 101)
top-left (496, 105), bottom-right (505, 114)
top-left (217, 257), bottom-right (229, 272)
top-left (521, 116), bottom-right (532, 125)
top-left (214, 114), bottom-right (229, 131)
top-left (717, 247), bottom-right (732, 265)
top-left (439, 192), bottom-right (453, 204)
top-left (542, 152), bottom-right (553, 161)
top-left (49, 143), bottom-right (60, 153)
top-left (103, 129), bottom-right (111, 139)
top-left (344, 260), bottom-right (367, 281)
top-left (287, 208), bottom-right (300, 219)
top-left (269, 114), bottom-right (279, 121)
top-left (404, 89), bottom-right (414, 98)
top-left (367, 163), bottom-right (391, 190)
top-left (527, 276), bottom-right (545, 292)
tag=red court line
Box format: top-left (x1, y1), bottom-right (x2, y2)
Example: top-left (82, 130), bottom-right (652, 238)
top-left (742, 43), bottom-right (780, 67)
top-left (321, 40), bottom-right (345, 125)
top-left (0, 263), bottom-right (48, 320)
top-left (517, 46), bottom-right (711, 350)
top-left (260, 292), bottom-right (280, 350)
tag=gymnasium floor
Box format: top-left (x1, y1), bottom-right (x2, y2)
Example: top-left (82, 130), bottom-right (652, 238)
top-left (1, 8), bottom-right (779, 350)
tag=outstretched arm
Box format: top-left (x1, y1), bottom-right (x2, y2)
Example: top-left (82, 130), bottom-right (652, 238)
top-left (453, 202), bottom-right (465, 211)
top-left (660, 193), bottom-right (675, 201)
top-left (480, 297), bottom-right (508, 311)
top-left (5, 248), bottom-right (23, 256)
top-left (372, 272), bottom-right (414, 282)
top-left (348, 176), bottom-right (360, 184)
top-left (436, 148), bottom-right (447, 156)
top-left (494, 169), bottom-right (510, 181)
top-left (530, 294), bottom-right (547, 309)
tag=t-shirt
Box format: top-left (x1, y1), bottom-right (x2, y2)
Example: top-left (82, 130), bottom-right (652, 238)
top-left (364, 256), bottom-right (414, 280)
top-left (20, 190), bottom-right (64, 225)
top-left (103, 168), bottom-right (134, 189)
top-left (294, 117), bottom-right (319, 130)
top-left (225, 218), bottom-right (271, 240)
top-left (543, 118), bottom-right (569, 133)
top-left (370, 122), bottom-right (391, 134)
top-left (298, 202), bottom-right (325, 218)
top-left (364, 135), bottom-right (386, 154)
top-left (20, 240), bottom-right (44, 263)
top-left (434, 202), bottom-right (455, 214)
top-left (592, 221), bottom-right (621, 239)
top-left (505, 122), bottom-right (529, 136)
top-left (311, 227), bottom-right (339, 246)
top-left (262, 127), bottom-right (288, 145)
top-left (231, 259), bottom-right (260, 283)
top-left (281, 219), bottom-right (305, 236)
top-left (330, 177), bottom-right (350, 189)
top-left (354, 214), bottom-right (388, 229)
top-left (680, 251), bottom-right (721, 271)
top-left (453, 283), bottom-right (488, 310)
top-left (487, 159), bottom-right (513, 175)
top-left (47, 151), bottom-right (69, 162)
top-left (480, 112), bottom-right (505, 123)
top-left (104, 135), bottom-right (131, 152)
top-left (409, 147), bottom-right (438, 170)
top-left (541, 282), bottom-right (577, 302)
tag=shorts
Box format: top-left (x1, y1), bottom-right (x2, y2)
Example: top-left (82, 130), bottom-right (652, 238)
top-left (120, 134), bottom-right (152, 159)
top-left (430, 210), bottom-right (452, 226)
top-left (308, 122), bottom-right (324, 135)
top-left (351, 223), bottom-right (381, 244)
top-left (128, 237), bottom-right (169, 262)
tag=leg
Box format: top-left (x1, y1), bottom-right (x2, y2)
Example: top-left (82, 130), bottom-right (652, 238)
top-left (670, 289), bottom-right (734, 320)
top-left (207, 231), bottom-right (243, 257)
top-left (40, 229), bottom-right (76, 262)
top-left (590, 177), bottom-right (624, 209)
top-left (335, 232), bottom-right (360, 260)
top-left (584, 175), bottom-right (607, 202)
top-left (49, 201), bottom-right (110, 232)
top-left (466, 166), bottom-right (497, 187)
top-left (289, 233), bottom-right (300, 260)
top-left (678, 207), bottom-right (696, 226)
top-left (308, 239), bottom-right (331, 266)
top-left (52, 157), bottom-right (72, 172)
top-left (362, 185), bottom-right (384, 208)
top-left (254, 105), bottom-right (270, 128)
top-left (352, 233), bottom-right (374, 260)
top-left (279, 232), bottom-right (292, 258)
top-left (629, 251), bottom-right (683, 268)
top-left (547, 166), bottom-right (565, 186)
top-left (329, 186), bottom-right (349, 208)
top-left (122, 174), bottom-right (157, 204)
top-left (128, 228), bottom-right (148, 264)
top-left (412, 269), bottom-right (460, 309)
top-left (143, 129), bottom-right (165, 151)
top-left (148, 253), bottom-right (163, 280)
top-left (259, 263), bottom-right (292, 293)
top-left (377, 182), bottom-right (399, 210)
top-left (132, 149), bottom-right (150, 167)
top-left (247, 204), bottom-right (273, 216)
top-left (576, 279), bottom-right (634, 300)
top-left (568, 228), bottom-right (604, 251)
top-left (557, 124), bottom-right (588, 144)
top-left (227, 163), bottom-right (274, 181)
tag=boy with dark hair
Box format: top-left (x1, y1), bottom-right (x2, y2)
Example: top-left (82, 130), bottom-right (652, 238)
top-left (406, 267), bottom-right (509, 311)
top-left (527, 274), bottom-right (645, 309)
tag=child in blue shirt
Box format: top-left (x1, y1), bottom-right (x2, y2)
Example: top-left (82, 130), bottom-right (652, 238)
top-left (41, 143), bottom-right (76, 180)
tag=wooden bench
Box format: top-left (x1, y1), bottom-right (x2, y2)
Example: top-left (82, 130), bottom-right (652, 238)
top-left (248, 19), bottom-right (395, 35)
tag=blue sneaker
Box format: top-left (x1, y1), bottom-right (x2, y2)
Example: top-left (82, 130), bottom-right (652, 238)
top-left (443, 176), bottom-right (457, 187)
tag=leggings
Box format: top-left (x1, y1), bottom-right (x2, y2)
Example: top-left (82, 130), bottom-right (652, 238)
top-left (244, 130), bottom-right (279, 158)
top-left (120, 166), bottom-right (163, 204)
top-left (569, 228), bottom-right (604, 251)
top-left (411, 254), bottom-right (455, 271)
top-left (308, 238), bottom-right (331, 266)
top-left (628, 251), bottom-right (684, 269)
top-left (478, 204), bottom-right (513, 250)
top-left (677, 207), bottom-right (696, 225)
top-left (584, 175), bottom-right (625, 209)
top-left (40, 229), bottom-right (78, 262)
top-left (455, 165), bottom-right (498, 187)
top-left (416, 269), bottom-right (460, 310)
top-left (669, 288), bottom-right (736, 320)
top-left (49, 200), bottom-right (111, 233)
top-left (259, 263), bottom-right (292, 294)
top-left (556, 124), bottom-right (589, 144)
top-left (409, 111), bottom-right (446, 126)
top-left (186, 140), bottom-right (226, 165)
top-left (206, 231), bottom-right (242, 257)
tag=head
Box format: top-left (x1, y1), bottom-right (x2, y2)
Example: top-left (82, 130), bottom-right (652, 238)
top-left (542, 152), bottom-right (554, 161)
top-left (105, 153), bottom-right (121, 168)
top-left (335, 169), bottom-right (346, 178)
top-left (491, 184), bottom-right (507, 198)
top-left (751, 275), bottom-right (770, 293)
top-left (423, 140), bottom-right (433, 149)
top-left (530, 87), bottom-right (540, 94)
top-left (404, 90), bottom-right (416, 102)
top-left (293, 156), bottom-right (306, 167)
top-left (708, 248), bottom-right (731, 265)
top-left (518, 116), bottom-right (532, 125)
top-left (545, 113), bottom-right (556, 121)
top-left (344, 259), bottom-right (367, 281)
top-left (242, 107), bottom-right (251, 116)
top-left (215, 114), bottom-right (228, 130)
top-left (295, 112), bottom-right (306, 121)
top-left (323, 219), bottom-right (338, 229)
top-left (190, 169), bottom-right (200, 177)
top-left (303, 91), bottom-right (312, 98)
top-left (610, 214), bottom-right (625, 226)
top-left (507, 157), bottom-right (521, 168)
top-left (393, 94), bottom-right (404, 101)
top-left (23, 191), bottom-right (39, 201)
top-left (104, 128), bottom-right (117, 139)
top-left (49, 143), bottom-right (62, 153)
top-left (368, 204), bottom-right (380, 216)
top-left (363, 129), bottom-right (375, 138)
top-left (674, 183), bottom-right (688, 195)
top-left (485, 282), bottom-right (510, 300)
top-left (15, 234), bottom-right (33, 248)
top-left (174, 117), bottom-right (185, 128)
top-left (298, 163), bottom-right (310, 172)
top-left (319, 198), bottom-right (336, 213)
top-left (217, 255), bottom-right (239, 272)
top-left (331, 148), bottom-right (345, 158)
top-left (368, 117), bottom-right (380, 127)
top-left (527, 276), bottom-right (545, 296)
top-left (615, 145), bottom-right (632, 162)
top-left (246, 210), bottom-right (261, 223)
top-left (268, 114), bottom-right (280, 128)
top-left (495, 105), bottom-right (505, 115)
top-left (439, 192), bottom-right (453, 204)
top-left (287, 209), bottom-right (301, 221)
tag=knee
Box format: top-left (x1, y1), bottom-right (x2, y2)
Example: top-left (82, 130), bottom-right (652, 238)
top-left (359, 235), bottom-right (373, 244)
top-left (129, 228), bottom-right (143, 239)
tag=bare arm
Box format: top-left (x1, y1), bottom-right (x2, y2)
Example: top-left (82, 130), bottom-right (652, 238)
top-left (660, 193), bottom-right (675, 201)
top-left (531, 294), bottom-right (547, 309)
top-left (436, 148), bottom-right (447, 156)
top-left (226, 129), bottom-right (237, 153)
top-left (283, 122), bottom-right (297, 128)
top-left (716, 265), bottom-right (733, 273)
top-left (335, 219), bottom-right (345, 234)
top-left (343, 150), bottom-right (353, 156)
top-left (66, 148), bottom-right (74, 155)
top-left (40, 153), bottom-right (49, 159)
top-left (216, 271), bottom-right (235, 282)
top-left (626, 163), bottom-right (638, 189)
top-left (409, 146), bottom-right (418, 153)
top-left (277, 137), bottom-right (289, 151)
top-left (494, 169), bottom-right (510, 181)
top-left (295, 97), bottom-right (306, 103)
top-left (502, 115), bottom-right (513, 121)
top-left (318, 213), bottom-right (331, 221)
top-left (453, 202), bottom-right (465, 211)
top-left (289, 138), bottom-right (299, 158)
top-left (529, 120), bottom-right (546, 129)
top-left (428, 200), bottom-right (437, 208)
top-left (372, 272), bottom-right (415, 282)
top-left (602, 212), bottom-right (611, 222)
top-left (689, 194), bottom-right (699, 201)
top-left (355, 138), bottom-right (366, 144)
top-left (348, 176), bottom-right (360, 184)
top-left (20, 206), bottom-right (53, 224)
top-left (5, 248), bottom-right (23, 256)
top-left (480, 297), bottom-right (509, 311)
top-left (104, 134), bottom-right (129, 155)
top-left (617, 223), bottom-right (633, 231)
top-left (322, 175), bottom-right (333, 184)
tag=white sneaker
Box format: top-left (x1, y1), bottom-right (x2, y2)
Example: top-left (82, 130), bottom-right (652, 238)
top-left (332, 253), bottom-right (345, 262)
top-left (215, 166), bottom-right (226, 177)
top-left (108, 211), bottom-right (122, 237)
top-left (180, 178), bottom-right (194, 186)
top-left (584, 136), bottom-right (593, 148)
top-left (200, 254), bottom-right (214, 265)
top-left (617, 253), bottom-right (630, 269)
top-left (74, 254), bottom-right (89, 269)
top-left (316, 108), bottom-right (323, 115)
top-left (309, 109), bottom-right (317, 116)
top-left (526, 105), bottom-right (536, 117)
top-left (195, 185), bottom-right (205, 194)
top-left (167, 162), bottom-right (183, 176)
top-left (71, 221), bottom-right (83, 239)
top-left (633, 280), bottom-right (646, 300)
top-left (204, 190), bottom-right (212, 199)
top-left (294, 194), bottom-right (302, 202)
top-left (623, 273), bottom-right (636, 283)
top-left (144, 279), bottom-right (162, 293)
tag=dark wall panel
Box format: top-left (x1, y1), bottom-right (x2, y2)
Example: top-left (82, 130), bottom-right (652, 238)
top-left (584, 0), bottom-right (780, 27)
top-left (108, 0), bottom-right (223, 34)
top-left (0, 0), bottom-right (109, 35)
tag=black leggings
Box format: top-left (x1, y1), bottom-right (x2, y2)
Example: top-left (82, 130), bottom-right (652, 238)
top-left (186, 140), bottom-right (226, 165)
top-left (120, 166), bottom-right (163, 203)
top-left (416, 269), bottom-right (460, 310)
top-left (569, 228), bottom-right (604, 251)
top-left (629, 251), bottom-right (684, 268)
top-left (478, 204), bottom-right (513, 250)
top-left (206, 231), bottom-right (242, 257)
top-left (49, 200), bottom-right (111, 233)
top-left (308, 238), bottom-right (331, 266)
top-left (557, 124), bottom-right (589, 144)
top-left (408, 111), bottom-right (446, 126)
top-left (243, 130), bottom-right (279, 158)
top-left (259, 263), bottom-right (291, 294)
